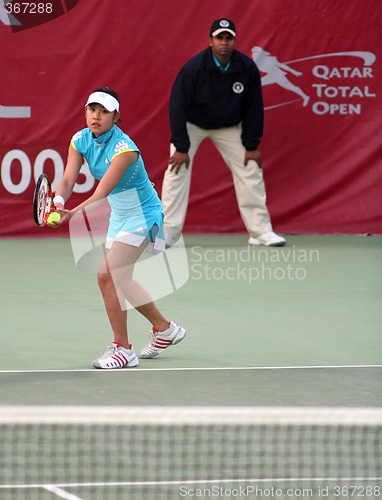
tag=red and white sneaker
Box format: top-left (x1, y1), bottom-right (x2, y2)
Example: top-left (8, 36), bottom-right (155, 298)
top-left (139, 321), bottom-right (186, 359)
top-left (93, 343), bottom-right (139, 369)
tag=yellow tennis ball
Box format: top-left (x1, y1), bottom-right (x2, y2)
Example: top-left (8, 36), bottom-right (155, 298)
top-left (47, 212), bottom-right (61, 224)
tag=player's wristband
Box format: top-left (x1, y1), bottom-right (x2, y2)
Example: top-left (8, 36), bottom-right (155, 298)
top-left (53, 195), bottom-right (65, 207)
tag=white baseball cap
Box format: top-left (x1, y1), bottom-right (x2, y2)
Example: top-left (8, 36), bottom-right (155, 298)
top-left (85, 91), bottom-right (120, 112)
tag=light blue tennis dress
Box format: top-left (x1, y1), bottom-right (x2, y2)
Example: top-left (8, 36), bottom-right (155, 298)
top-left (71, 125), bottom-right (164, 251)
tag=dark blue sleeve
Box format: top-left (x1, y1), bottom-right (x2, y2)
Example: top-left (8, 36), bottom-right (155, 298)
top-left (169, 66), bottom-right (195, 153)
top-left (241, 63), bottom-right (264, 151)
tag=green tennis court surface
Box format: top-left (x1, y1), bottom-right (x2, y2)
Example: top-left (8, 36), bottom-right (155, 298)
top-left (1, 235), bottom-right (380, 403)
top-left (0, 235), bottom-right (381, 499)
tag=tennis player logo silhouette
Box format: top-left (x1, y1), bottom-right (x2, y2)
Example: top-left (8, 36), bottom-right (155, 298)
top-left (251, 46), bottom-right (310, 107)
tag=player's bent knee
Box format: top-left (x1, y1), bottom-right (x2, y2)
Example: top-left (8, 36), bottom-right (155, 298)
top-left (97, 271), bottom-right (113, 291)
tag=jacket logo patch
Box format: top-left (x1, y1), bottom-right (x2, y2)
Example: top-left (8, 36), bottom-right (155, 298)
top-left (115, 141), bottom-right (129, 153)
top-left (233, 82), bottom-right (244, 94)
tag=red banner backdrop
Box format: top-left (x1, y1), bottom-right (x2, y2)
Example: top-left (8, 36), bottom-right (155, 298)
top-left (1, 0), bottom-right (381, 237)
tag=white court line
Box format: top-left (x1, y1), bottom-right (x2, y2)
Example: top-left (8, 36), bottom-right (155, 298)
top-left (1, 477), bottom-right (381, 489)
top-left (0, 364), bottom-right (381, 374)
top-left (43, 485), bottom-right (84, 500)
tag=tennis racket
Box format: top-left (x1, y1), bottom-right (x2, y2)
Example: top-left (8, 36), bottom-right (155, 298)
top-left (33, 174), bottom-right (54, 227)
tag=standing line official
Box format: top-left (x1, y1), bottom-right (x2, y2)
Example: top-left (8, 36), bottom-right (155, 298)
top-left (162, 18), bottom-right (285, 247)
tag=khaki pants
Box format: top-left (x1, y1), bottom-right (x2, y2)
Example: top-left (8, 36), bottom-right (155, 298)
top-left (162, 123), bottom-right (273, 240)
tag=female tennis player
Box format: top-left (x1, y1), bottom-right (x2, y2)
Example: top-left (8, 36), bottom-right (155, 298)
top-left (51, 87), bottom-right (186, 368)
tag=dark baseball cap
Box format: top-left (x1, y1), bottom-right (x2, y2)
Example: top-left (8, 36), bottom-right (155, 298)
top-left (209, 18), bottom-right (236, 37)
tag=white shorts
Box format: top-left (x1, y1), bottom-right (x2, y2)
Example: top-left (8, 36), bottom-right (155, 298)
top-left (106, 190), bottom-right (165, 253)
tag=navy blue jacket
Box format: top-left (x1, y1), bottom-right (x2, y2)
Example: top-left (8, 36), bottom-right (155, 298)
top-left (169, 47), bottom-right (264, 153)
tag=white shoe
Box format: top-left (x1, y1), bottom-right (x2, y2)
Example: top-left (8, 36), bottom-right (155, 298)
top-left (93, 343), bottom-right (139, 369)
top-left (249, 231), bottom-right (286, 247)
top-left (139, 321), bottom-right (186, 359)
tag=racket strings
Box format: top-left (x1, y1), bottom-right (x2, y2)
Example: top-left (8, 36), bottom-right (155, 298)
top-left (33, 174), bottom-right (52, 226)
